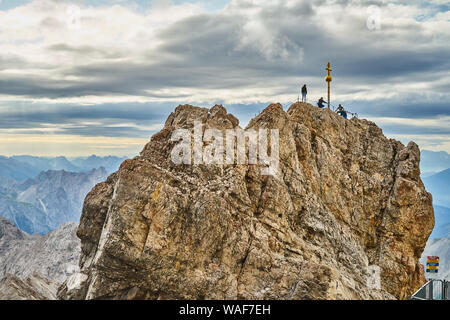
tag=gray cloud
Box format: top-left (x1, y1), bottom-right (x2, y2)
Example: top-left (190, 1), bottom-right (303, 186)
top-left (1, 0), bottom-right (448, 103)
top-left (47, 43), bottom-right (126, 60)
top-left (0, 0), bottom-right (449, 153)
top-left (0, 102), bottom-right (171, 137)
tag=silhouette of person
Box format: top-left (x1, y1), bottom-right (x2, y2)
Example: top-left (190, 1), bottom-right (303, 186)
top-left (301, 84), bottom-right (307, 102)
top-left (317, 97), bottom-right (327, 108)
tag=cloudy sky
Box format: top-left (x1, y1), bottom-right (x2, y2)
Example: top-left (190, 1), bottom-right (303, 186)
top-left (0, 0), bottom-right (449, 156)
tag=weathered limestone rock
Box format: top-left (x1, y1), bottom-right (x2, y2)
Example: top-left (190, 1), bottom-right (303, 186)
top-left (0, 272), bottom-right (58, 300)
top-left (59, 102), bottom-right (434, 300)
top-left (0, 218), bottom-right (80, 283)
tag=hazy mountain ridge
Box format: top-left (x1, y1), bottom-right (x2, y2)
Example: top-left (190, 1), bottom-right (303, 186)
top-left (12, 156), bottom-right (81, 174)
top-left (429, 206), bottom-right (450, 239)
top-left (0, 193), bottom-right (50, 235)
top-left (0, 156), bottom-right (41, 181)
top-left (0, 155), bottom-right (126, 234)
top-left (0, 155), bottom-right (127, 182)
top-left (420, 150), bottom-right (450, 176)
top-left (70, 155), bottom-right (128, 174)
top-left (0, 168), bottom-right (108, 234)
top-left (423, 169), bottom-right (450, 208)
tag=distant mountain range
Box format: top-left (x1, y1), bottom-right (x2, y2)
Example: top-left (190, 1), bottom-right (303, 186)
top-left (0, 168), bottom-right (108, 234)
top-left (421, 150), bottom-right (450, 176)
top-left (423, 169), bottom-right (450, 208)
top-left (429, 206), bottom-right (450, 239)
top-left (0, 155), bottom-right (127, 182)
top-left (0, 156), bottom-right (41, 181)
top-left (69, 155), bottom-right (128, 174)
top-left (0, 154), bottom-right (127, 234)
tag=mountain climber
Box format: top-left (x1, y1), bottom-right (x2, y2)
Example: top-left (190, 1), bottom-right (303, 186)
top-left (317, 97), bottom-right (327, 108)
top-left (301, 84), bottom-right (307, 102)
top-left (336, 104), bottom-right (348, 119)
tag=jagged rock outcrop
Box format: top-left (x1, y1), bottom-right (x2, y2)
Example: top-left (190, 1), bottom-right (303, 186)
top-left (0, 217), bottom-right (80, 283)
top-left (59, 102), bottom-right (434, 300)
top-left (0, 272), bottom-right (58, 300)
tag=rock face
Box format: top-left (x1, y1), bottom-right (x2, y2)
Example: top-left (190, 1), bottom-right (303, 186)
top-left (60, 102), bottom-right (434, 300)
top-left (0, 272), bottom-right (58, 300)
top-left (0, 217), bottom-right (80, 283)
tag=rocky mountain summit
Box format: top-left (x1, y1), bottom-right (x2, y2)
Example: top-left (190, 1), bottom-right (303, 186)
top-left (0, 217), bottom-right (80, 283)
top-left (59, 102), bottom-right (434, 300)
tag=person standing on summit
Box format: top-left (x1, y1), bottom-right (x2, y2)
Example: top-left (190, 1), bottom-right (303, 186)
top-left (301, 84), bottom-right (307, 102)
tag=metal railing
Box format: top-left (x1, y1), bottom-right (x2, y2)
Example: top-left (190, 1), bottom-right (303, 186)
top-left (410, 279), bottom-right (450, 300)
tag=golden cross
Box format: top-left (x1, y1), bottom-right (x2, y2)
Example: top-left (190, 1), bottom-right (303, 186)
top-left (325, 62), bottom-right (332, 109)
top-left (326, 62), bottom-right (332, 82)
